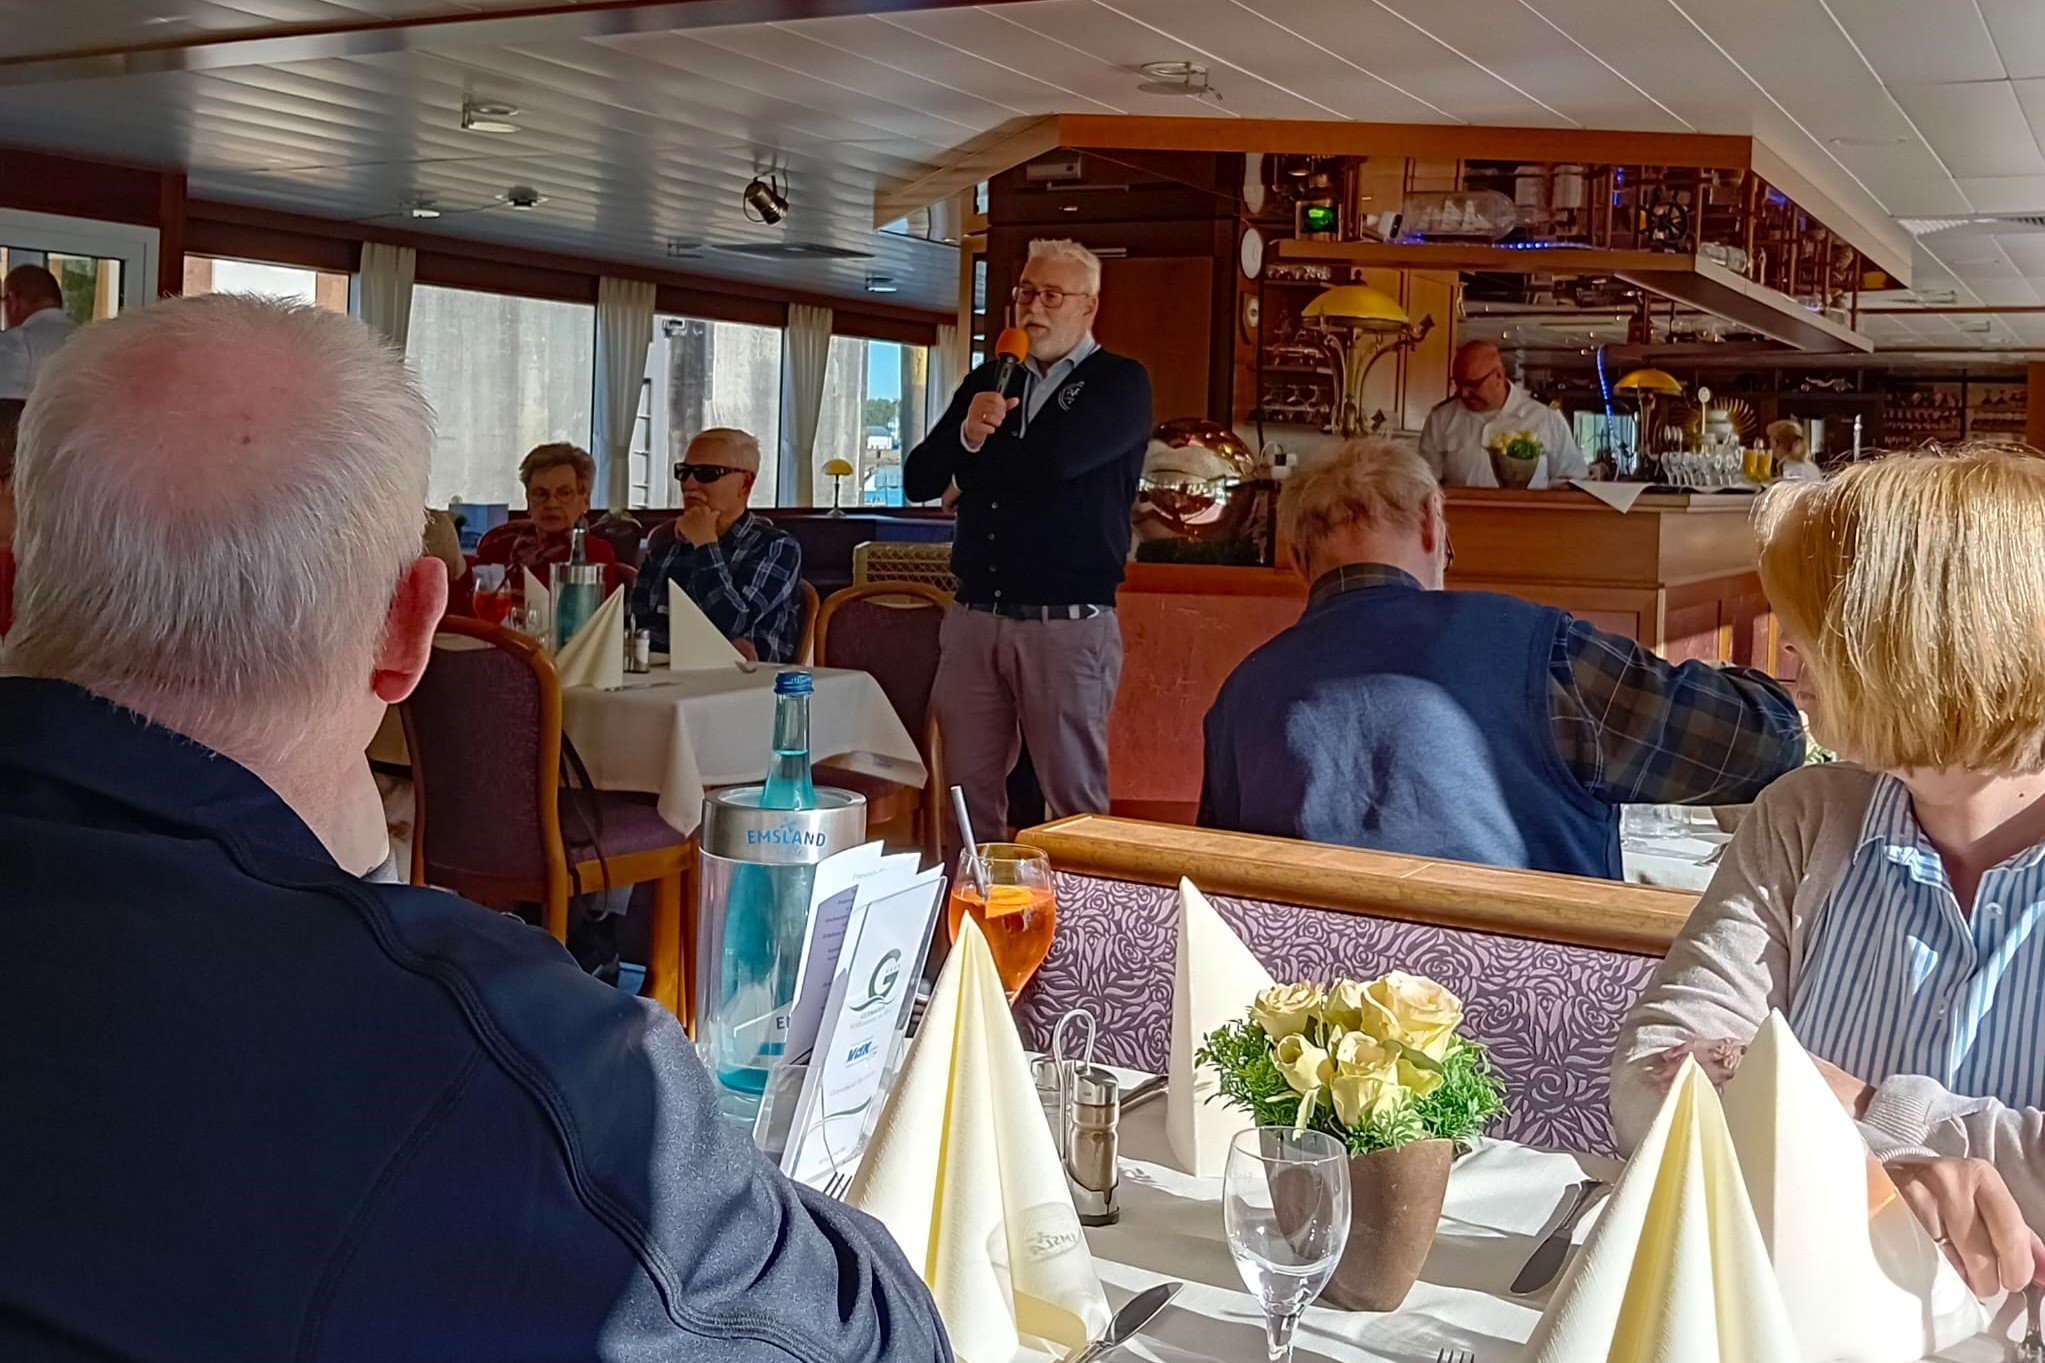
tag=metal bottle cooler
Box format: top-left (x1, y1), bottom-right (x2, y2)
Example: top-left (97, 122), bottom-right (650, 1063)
top-left (694, 785), bottom-right (866, 1122)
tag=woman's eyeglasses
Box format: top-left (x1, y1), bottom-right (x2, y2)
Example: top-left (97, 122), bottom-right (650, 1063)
top-left (674, 463), bottom-right (743, 484)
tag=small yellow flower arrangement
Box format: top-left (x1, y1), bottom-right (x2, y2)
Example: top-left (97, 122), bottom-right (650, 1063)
top-left (1198, 973), bottom-right (1506, 1153)
top-left (1484, 429), bottom-right (1543, 464)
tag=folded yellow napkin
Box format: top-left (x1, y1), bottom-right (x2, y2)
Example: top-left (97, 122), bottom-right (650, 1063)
top-left (1167, 877), bottom-right (1273, 1177)
top-left (522, 567), bottom-right (551, 642)
top-left (666, 579), bottom-right (746, 670)
top-left (553, 586), bottom-right (625, 691)
top-left (1523, 1058), bottom-right (1798, 1363)
top-left (1719, 1012), bottom-right (1982, 1361)
top-left (846, 916), bottom-right (1110, 1363)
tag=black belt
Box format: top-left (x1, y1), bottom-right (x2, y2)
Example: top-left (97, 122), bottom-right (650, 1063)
top-left (963, 602), bottom-right (1110, 621)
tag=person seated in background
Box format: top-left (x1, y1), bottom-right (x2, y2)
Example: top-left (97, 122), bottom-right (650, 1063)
top-left (473, 440), bottom-right (617, 582)
top-left (1767, 417), bottom-right (1821, 481)
top-left (1199, 437), bottom-right (1804, 879)
top-left (632, 427), bottom-right (802, 663)
top-left (0, 264), bottom-right (77, 401)
top-left (0, 296), bottom-right (947, 1362)
top-left (1615, 444), bottom-right (2045, 1300)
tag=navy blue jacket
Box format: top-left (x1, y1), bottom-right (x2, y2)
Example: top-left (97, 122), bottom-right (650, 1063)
top-left (0, 678), bottom-right (949, 1363)
top-left (903, 350), bottom-right (1152, 607)
top-left (1200, 580), bottom-right (1622, 879)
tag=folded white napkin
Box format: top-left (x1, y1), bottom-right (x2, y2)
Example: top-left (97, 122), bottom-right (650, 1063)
top-left (847, 916), bottom-right (1110, 1363)
top-left (1719, 1012), bottom-right (1983, 1361)
top-left (667, 578), bottom-right (746, 670)
top-left (1569, 479), bottom-right (1652, 513)
top-left (522, 567), bottom-right (551, 642)
top-left (1167, 877), bottom-right (1273, 1177)
top-left (1523, 1058), bottom-right (1799, 1363)
top-left (553, 586), bottom-right (625, 691)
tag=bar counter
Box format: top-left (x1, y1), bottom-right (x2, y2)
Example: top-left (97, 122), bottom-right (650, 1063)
top-left (1107, 487), bottom-right (1774, 822)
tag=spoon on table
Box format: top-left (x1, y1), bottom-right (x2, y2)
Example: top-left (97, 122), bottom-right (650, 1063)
top-left (1060, 1281), bottom-right (1181, 1363)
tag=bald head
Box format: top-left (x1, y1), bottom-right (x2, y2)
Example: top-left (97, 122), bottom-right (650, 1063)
top-left (1450, 340), bottom-right (1510, 414)
top-left (3, 265), bottom-right (62, 329)
top-left (4, 294), bottom-right (436, 761)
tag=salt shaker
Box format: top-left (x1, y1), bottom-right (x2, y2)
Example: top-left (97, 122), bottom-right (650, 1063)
top-left (1063, 1063), bottom-right (1120, 1226)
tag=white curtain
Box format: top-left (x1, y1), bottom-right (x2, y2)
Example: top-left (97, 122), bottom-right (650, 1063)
top-left (926, 322), bottom-right (961, 434)
top-left (785, 302), bottom-right (833, 505)
top-left (594, 275), bottom-right (657, 509)
top-left (355, 242), bottom-right (416, 351)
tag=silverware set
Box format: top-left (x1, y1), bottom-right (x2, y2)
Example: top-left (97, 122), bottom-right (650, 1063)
top-left (2020, 1282), bottom-right (2043, 1363)
top-left (1434, 1349), bottom-right (1475, 1363)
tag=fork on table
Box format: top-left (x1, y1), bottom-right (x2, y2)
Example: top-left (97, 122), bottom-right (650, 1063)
top-left (1434, 1350), bottom-right (1475, 1363)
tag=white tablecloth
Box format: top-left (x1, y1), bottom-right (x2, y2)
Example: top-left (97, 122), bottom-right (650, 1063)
top-left (1620, 805), bottom-right (1734, 892)
top-left (559, 664), bottom-right (925, 834)
top-left (1086, 1093), bottom-right (2014, 1362)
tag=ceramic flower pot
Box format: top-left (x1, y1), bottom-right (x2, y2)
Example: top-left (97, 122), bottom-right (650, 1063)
top-left (1490, 450), bottom-right (1541, 489)
top-left (1321, 1138), bottom-right (1453, 1312)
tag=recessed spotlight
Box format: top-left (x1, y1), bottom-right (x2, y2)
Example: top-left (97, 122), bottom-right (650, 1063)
top-left (461, 100), bottom-right (522, 135)
top-left (1060, 204), bottom-right (1079, 213)
top-left (864, 274), bottom-right (899, 294)
top-left (406, 199), bottom-right (442, 219)
top-left (1136, 60), bottom-right (1218, 100)
top-left (501, 185), bottom-right (546, 210)
top-left (1825, 135), bottom-right (1905, 148)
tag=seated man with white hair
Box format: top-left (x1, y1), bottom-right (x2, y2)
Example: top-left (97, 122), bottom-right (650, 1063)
top-left (0, 296), bottom-right (947, 1362)
top-left (1199, 437), bottom-right (1805, 879)
top-left (631, 426), bottom-right (803, 662)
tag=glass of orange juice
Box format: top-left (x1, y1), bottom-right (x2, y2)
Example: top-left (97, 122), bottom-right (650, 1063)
top-left (947, 842), bottom-right (1057, 1002)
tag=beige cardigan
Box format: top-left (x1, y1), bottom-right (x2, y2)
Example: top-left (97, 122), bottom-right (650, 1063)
top-left (1611, 763), bottom-right (2045, 1225)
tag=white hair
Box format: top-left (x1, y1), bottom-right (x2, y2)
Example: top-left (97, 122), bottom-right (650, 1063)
top-left (691, 426), bottom-right (762, 472)
top-left (1026, 238), bottom-right (1102, 294)
top-left (2, 294), bottom-right (432, 760)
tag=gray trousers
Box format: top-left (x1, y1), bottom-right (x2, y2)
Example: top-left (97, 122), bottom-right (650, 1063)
top-left (932, 604), bottom-right (1124, 844)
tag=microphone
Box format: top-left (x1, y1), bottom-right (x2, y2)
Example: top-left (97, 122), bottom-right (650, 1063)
top-left (990, 327), bottom-right (1030, 400)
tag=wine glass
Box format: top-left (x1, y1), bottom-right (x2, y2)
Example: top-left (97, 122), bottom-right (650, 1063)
top-left (946, 843), bottom-right (1057, 1002)
top-left (1223, 1127), bottom-right (1351, 1363)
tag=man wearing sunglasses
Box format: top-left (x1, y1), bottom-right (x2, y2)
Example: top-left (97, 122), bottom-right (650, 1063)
top-left (1417, 340), bottom-right (1586, 488)
top-left (631, 428), bottom-right (802, 662)
top-left (903, 238), bottom-right (1153, 845)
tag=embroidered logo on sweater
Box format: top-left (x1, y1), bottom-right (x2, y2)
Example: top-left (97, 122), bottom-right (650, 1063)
top-left (1057, 380), bottom-right (1085, 411)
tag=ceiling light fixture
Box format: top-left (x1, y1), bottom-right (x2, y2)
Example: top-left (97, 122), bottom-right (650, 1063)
top-left (405, 198), bottom-right (442, 219)
top-left (1825, 135), bottom-right (1905, 147)
top-left (742, 173), bottom-right (789, 226)
top-left (864, 274), bottom-right (899, 294)
top-left (1136, 60), bottom-right (1219, 101)
top-left (461, 100), bottom-right (522, 135)
top-left (502, 185), bottom-right (546, 210)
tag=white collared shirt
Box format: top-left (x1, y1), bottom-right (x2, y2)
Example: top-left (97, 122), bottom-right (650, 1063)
top-left (0, 306), bottom-right (79, 401)
top-left (1417, 382), bottom-right (1588, 488)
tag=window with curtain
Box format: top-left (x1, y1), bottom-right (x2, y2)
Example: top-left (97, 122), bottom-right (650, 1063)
top-left (407, 284), bottom-right (595, 507)
top-left (813, 336), bottom-right (930, 508)
top-left (636, 314), bottom-right (784, 508)
top-left (182, 255), bottom-right (350, 311)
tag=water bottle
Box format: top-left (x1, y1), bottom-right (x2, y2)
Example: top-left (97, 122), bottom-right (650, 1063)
top-left (714, 672), bottom-right (819, 1104)
top-left (551, 524), bottom-right (601, 649)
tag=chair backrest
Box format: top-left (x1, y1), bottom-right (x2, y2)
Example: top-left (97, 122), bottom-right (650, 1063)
top-left (398, 618), bottom-right (569, 912)
top-left (587, 514), bottom-right (645, 568)
top-left (797, 579), bottom-right (821, 664)
top-left (815, 581), bottom-right (950, 741)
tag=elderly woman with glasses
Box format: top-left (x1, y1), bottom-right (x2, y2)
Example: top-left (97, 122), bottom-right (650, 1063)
top-left (473, 441), bottom-right (618, 584)
top-left (1614, 443), bottom-right (2045, 1299)
top-left (629, 427), bottom-right (802, 663)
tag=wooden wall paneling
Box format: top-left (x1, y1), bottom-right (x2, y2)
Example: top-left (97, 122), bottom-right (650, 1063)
top-left (1096, 256), bottom-right (1211, 424)
top-left (2027, 362), bottom-right (2045, 452)
top-left (0, 147), bottom-right (166, 226)
top-left (155, 169), bottom-right (187, 298)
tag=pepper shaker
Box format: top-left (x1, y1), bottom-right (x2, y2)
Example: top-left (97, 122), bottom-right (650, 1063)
top-left (1063, 1063), bottom-right (1120, 1226)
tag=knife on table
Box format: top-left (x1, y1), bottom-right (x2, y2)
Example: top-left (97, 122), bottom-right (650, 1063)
top-left (1510, 1179), bottom-right (1606, 1295)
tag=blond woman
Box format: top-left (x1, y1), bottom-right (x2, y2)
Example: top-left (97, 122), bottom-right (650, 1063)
top-left (1613, 444), bottom-right (2045, 1297)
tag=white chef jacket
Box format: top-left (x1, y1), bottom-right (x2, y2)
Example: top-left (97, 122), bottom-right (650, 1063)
top-left (1417, 383), bottom-right (1588, 488)
top-left (0, 306), bottom-right (79, 402)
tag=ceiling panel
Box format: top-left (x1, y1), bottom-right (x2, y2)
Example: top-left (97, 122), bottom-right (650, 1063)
top-left (1957, 174), bottom-right (2045, 213)
top-left (1890, 80), bottom-right (2045, 179)
top-left (0, 0), bottom-right (587, 60)
top-left (1981, 0), bottom-right (2045, 82)
top-left (1515, 0), bottom-right (1735, 130)
top-left (772, 13), bottom-right (1126, 115)
top-left (1826, 0), bottom-right (2004, 85)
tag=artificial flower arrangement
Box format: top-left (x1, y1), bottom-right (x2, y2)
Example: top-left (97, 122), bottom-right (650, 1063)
top-left (1484, 429), bottom-right (1544, 464)
top-left (1196, 973), bottom-right (1506, 1154)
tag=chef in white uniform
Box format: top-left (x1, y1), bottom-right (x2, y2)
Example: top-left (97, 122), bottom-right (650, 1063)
top-left (1418, 340), bottom-right (1587, 488)
top-left (0, 266), bottom-right (79, 402)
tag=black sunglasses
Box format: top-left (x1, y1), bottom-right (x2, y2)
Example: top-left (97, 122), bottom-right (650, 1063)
top-left (674, 462), bottom-right (745, 484)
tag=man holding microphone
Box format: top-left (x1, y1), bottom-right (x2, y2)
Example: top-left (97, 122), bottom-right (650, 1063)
top-left (905, 239), bottom-right (1154, 842)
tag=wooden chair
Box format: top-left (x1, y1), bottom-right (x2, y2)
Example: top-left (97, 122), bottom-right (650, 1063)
top-left (812, 581), bottom-right (950, 863)
top-left (797, 579), bottom-right (820, 664)
top-left (399, 616), bottom-right (695, 1023)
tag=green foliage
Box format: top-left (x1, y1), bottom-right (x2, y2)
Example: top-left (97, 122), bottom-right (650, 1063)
top-left (1196, 1018), bottom-right (1508, 1157)
top-left (863, 397), bottom-right (900, 430)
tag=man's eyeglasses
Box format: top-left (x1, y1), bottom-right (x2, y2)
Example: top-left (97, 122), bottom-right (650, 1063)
top-left (1011, 285), bottom-right (1093, 310)
top-left (1453, 369), bottom-right (1505, 395)
top-left (674, 462), bottom-right (744, 484)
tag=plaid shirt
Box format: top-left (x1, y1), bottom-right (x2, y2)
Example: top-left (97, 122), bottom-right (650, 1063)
top-left (1310, 564), bottom-right (1804, 805)
top-left (632, 512), bottom-right (803, 663)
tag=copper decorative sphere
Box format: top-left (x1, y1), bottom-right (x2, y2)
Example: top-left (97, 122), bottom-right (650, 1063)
top-left (1138, 419), bottom-right (1261, 537)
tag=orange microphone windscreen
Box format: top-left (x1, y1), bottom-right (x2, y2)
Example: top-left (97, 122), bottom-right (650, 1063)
top-left (994, 327), bottom-right (1030, 362)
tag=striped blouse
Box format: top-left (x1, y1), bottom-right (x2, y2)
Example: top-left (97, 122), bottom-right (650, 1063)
top-left (1789, 773), bottom-right (2045, 1108)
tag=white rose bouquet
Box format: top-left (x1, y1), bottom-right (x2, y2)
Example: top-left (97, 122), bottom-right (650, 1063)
top-left (1196, 973), bottom-right (1506, 1154)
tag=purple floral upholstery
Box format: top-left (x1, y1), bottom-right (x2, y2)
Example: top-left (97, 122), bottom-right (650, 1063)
top-left (1012, 873), bottom-right (1659, 1156)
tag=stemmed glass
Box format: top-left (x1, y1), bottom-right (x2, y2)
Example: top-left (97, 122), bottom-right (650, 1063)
top-left (1223, 1127), bottom-right (1351, 1363)
top-left (946, 843), bottom-right (1057, 1002)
